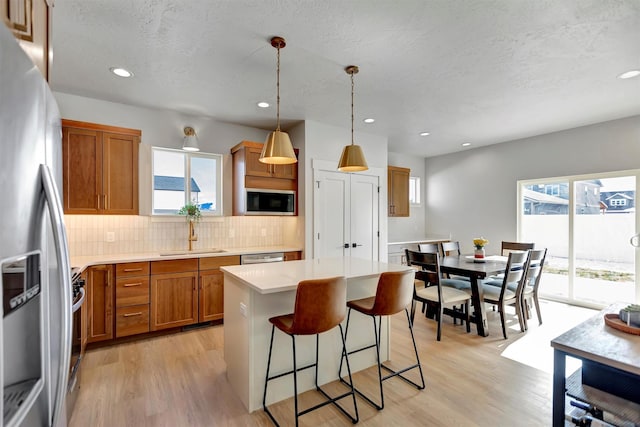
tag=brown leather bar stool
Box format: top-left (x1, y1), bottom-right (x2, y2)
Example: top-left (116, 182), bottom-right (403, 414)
top-left (339, 270), bottom-right (425, 410)
top-left (262, 276), bottom-right (359, 426)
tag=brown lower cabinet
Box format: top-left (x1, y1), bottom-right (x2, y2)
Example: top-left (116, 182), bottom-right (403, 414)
top-left (199, 255), bottom-right (241, 322)
top-left (150, 259), bottom-right (199, 331)
top-left (86, 264), bottom-right (114, 343)
top-left (284, 251), bottom-right (302, 261)
top-left (115, 262), bottom-right (150, 338)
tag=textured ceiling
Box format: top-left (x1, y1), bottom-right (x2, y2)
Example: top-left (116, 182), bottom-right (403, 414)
top-left (50, 0), bottom-right (640, 157)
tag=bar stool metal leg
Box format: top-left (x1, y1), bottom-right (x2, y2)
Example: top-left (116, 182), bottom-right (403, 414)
top-left (263, 325), bottom-right (359, 426)
top-left (339, 307), bottom-right (426, 410)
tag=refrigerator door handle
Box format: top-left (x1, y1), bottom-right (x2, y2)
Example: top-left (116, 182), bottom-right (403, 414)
top-left (40, 164), bottom-right (73, 427)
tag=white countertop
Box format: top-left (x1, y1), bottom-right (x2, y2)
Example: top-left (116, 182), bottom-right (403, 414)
top-left (221, 256), bottom-right (411, 294)
top-left (70, 246), bottom-right (302, 271)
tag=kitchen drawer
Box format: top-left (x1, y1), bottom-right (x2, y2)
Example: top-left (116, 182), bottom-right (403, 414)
top-left (116, 261), bottom-right (150, 277)
top-left (151, 258), bottom-right (198, 275)
top-left (115, 304), bottom-right (149, 337)
top-left (199, 255), bottom-right (240, 270)
top-left (115, 276), bottom-right (150, 307)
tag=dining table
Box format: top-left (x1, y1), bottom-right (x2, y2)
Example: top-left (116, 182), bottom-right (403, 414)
top-left (440, 255), bottom-right (508, 337)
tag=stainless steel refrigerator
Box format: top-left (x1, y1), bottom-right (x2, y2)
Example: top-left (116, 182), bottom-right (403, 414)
top-left (0, 24), bottom-right (73, 427)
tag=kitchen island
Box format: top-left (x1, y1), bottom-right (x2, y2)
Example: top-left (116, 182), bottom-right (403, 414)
top-left (221, 256), bottom-right (412, 412)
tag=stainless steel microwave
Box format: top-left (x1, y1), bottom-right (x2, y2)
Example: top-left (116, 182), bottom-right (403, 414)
top-left (245, 188), bottom-right (296, 215)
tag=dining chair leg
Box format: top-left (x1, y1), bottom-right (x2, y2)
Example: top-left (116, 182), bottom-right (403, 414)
top-left (520, 299), bottom-right (529, 331)
top-left (410, 300), bottom-right (417, 326)
top-left (436, 304), bottom-right (443, 341)
top-left (534, 294), bottom-right (543, 325)
top-left (515, 299), bottom-right (526, 333)
top-left (499, 305), bottom-right (508, 339)
top-left (465, 301), bottom-right (470, 333)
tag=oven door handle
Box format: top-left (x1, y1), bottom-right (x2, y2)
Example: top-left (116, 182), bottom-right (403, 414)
top-left (72, 287), bottom-right (85, 313)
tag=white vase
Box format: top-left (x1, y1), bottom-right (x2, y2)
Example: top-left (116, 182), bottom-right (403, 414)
top-left (474, 247), bottom-right (485, 262)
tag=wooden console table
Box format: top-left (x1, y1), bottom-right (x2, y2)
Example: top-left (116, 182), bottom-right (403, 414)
top-left (550, 303), bottom-right (640, 426)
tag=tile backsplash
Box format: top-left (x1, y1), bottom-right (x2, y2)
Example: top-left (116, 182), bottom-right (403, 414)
top-left (64, 215), bottom-right (300, 257)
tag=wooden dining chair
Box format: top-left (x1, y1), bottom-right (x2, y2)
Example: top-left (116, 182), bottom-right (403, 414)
top-left (521, 248), bottom-right (547, 329)
top-left (405, 250), bottom-right (471, 340)
top-left (501, 241), bottom-right (535, 255)
top-left (440, 241), bottom-right (461, 256)
top-left (481, 250), bottom-right (529, 339)
top-left (418, 242), bottom-right (440, 255)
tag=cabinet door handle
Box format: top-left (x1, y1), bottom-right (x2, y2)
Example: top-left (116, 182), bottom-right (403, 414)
top-left (96, 194), bottom-right (101, 209)
top-left (123, 312), bottom-right (142, 317)
top-left (103, 194), bottom-right (107, 209)
top-left (123, 282), bottom-right (142, 287)
top-left (123, 268), bottom-right (143, 272)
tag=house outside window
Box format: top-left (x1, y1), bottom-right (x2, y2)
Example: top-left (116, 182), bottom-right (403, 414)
top-left (152, 147), bottom-right (222, 215)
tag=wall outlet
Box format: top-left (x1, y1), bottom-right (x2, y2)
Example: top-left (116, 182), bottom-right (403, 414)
top-left (228, 228), bottom-right (235, 238)
top-left (261, 228), bottom-right (267, 237)
top-left (105, 231), bottom-right (115, 242)
top-left (239, 302), bottom-right (247, 317)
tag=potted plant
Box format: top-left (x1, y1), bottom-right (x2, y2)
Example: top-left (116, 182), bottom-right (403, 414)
top-left (178, 203), bottom-right (201, 251)
top-left (178, 203), bottom-right (201, 222)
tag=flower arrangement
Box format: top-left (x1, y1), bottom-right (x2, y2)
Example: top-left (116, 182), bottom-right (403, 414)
top-left (473, 237), bottom-right (489, 250)
top-left (178, 203), bottom-right (202, 222)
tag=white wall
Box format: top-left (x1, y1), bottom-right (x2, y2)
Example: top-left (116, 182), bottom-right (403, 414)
top-left (387, 151), bottom-right (427, 242)
top-left (425, 115), bottom-right (640, 254)
top-left (54, 92), bottom-right (269, 216)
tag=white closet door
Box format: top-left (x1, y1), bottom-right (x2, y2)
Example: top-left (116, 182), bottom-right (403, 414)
top-left (313, 169), bottom-right (379, 260)
top-left (314, 170), bottom-right (349, 258)
top-left (350, 174), bottom-right (379, 260)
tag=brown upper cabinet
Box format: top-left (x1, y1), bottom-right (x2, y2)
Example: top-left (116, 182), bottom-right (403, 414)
top-left (388, 165), bottom-right (410, 217)
top-left (62, 119), bottom-right (140, 215)
top-left (231, 140), bottom-right (298, 215)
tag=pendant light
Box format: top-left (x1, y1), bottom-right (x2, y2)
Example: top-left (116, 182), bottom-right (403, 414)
top-left (338, 65), bottom-right (368, 172)
top-left (260, 36), bottom-right (297, 165)
top-left (182, 126), bottom-right (200, 152)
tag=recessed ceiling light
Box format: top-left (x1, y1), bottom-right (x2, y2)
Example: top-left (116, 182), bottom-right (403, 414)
top-left (419, 132), bottom-right (430, 136)
top-left (109, 67), bottom-right (133, 78)
top-left (618, 70), bottom-right (640, 79)
top-left (257, 101), bottom-right (270, 108)
top-left (363, 118), bottom-right (375, 124)
top-left (462, 142), bottom-right (471, 147)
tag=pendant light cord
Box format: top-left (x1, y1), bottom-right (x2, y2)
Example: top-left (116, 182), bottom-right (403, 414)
top-left (350, 70), bottom-right (355, 146)
top-left (276, 45), bottom-right (281, 131)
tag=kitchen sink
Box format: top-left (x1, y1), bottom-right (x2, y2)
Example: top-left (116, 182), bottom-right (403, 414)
top-left (159, 248), bottom-right (226, 256)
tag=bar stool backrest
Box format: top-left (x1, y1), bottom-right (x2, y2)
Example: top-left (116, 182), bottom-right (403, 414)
top-left (292, 276), bottom-right (347, 335)
top-left (370, 270), bottom-right (416, 316)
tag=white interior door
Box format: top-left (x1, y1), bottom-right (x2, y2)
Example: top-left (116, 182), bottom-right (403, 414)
top-left (314, 170), bottom-right (349, 258)
top-left (313, 169), bottom-right (379, 260)
top-left (350, 174), bottom-right (379, 260)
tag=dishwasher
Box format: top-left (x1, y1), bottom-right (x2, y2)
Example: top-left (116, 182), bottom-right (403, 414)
top-left (240, 252), bottom-right (285, 265)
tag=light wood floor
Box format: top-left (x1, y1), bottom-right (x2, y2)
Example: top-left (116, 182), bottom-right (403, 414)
top-left (70, 300), bottom-right (595, 427)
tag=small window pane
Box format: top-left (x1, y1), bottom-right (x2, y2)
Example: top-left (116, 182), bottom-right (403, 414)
top-left (153, 150), bottom-right (185, 214)
top-left (409, 176), bottom-right (421, 205)
top-left (190, 156), bottom-right (218, 213)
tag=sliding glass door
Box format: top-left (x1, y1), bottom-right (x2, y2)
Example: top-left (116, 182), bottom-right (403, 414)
top-left (518, 171), bottom-right (640, 308)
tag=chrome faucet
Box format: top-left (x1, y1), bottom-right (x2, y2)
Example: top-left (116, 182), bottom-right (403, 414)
top-left (188, 220), bottom-right (198, 251)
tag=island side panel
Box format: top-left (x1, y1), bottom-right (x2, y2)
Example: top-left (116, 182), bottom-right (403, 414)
top-left (223, 273), bottom-right (252, 410)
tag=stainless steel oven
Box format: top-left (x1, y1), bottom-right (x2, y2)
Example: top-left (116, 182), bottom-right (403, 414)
top-left (67, 268), bottom-right (85, 420)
